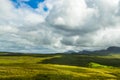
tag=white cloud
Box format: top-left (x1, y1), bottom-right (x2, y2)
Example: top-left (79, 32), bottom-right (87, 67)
top-left (47, 0), bottom-right (95, 30)
top-left (0, 0), bottom-right (120, 53)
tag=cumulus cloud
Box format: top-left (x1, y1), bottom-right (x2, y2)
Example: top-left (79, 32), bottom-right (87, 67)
top-left (0, 0), bottom-right (120, 53)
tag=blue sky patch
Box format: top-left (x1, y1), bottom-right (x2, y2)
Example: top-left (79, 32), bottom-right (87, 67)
top-left (24, 0), bottom-right (45, 8)
top-left (43, 6), bottom-right (48, 11)
top-left (11, 0), bottom-right (47, 10)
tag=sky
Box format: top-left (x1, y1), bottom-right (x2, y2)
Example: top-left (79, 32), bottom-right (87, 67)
top-left (0, 0), bottom-right (120, 53)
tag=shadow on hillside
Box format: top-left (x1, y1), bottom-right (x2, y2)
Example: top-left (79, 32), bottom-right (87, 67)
top-left (40, 54), bottom-right (120, 67)
top-left (32, 54), bottom-right (58, 57)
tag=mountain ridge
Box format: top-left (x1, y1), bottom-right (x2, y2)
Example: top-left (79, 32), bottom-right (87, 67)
top-left (65, 46), bottom-right (120, 55)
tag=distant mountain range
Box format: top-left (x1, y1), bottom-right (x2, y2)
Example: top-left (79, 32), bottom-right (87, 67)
top-left (1, 46), bottom-right (120, 55)
top-left (65, 46), bottom-right (120, 55)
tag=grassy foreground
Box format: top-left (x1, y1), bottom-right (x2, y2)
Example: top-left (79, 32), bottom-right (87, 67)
top-left (0, 54), bottom-right (119, 80)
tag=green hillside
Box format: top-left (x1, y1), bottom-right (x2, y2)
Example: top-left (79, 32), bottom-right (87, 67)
top-left (0, 53), bottom-right (119, 80)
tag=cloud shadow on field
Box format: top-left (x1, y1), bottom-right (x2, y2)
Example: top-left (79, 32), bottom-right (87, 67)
top-left (40, 54), bottom-right (120, 67)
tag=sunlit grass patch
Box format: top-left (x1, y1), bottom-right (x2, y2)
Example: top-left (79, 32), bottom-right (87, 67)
top-left (88, 62), bottom-right (113, 68)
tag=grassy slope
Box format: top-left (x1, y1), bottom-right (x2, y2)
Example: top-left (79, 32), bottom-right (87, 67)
top-left (0, 54), bottom-right (119, 80)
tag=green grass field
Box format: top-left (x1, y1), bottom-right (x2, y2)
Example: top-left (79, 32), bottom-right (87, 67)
top-left (0, 53), bottom-right (120, 80)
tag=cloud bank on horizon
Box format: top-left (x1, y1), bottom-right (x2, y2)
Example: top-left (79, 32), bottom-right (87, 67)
top-left (0, 0), bottom-right (120, 53)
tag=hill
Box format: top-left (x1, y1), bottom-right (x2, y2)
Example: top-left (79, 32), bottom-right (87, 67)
top-left (0, 53), bottom-right (119, 80)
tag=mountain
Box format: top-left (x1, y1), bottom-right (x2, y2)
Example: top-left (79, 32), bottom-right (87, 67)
top-left (78, 46), bottom-right (120, 55)
top-left (107, 46), bottom-right (120, 53)
top-left (79, 46), bottom-right (120, 54)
